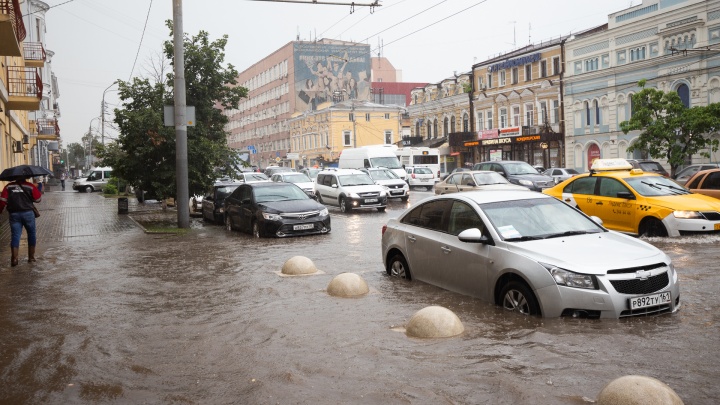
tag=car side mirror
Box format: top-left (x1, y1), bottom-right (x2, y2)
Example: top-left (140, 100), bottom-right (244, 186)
top-left (590, 216), bottom-right (604, 227)
top-left (331, 184), bottom-right (338, 188)
top-left (616, 191), bottom-right (635, 200)
top-left (467, 182), bottom-right (476, 187)
top-left (457, 228), bottom-right (492, 244)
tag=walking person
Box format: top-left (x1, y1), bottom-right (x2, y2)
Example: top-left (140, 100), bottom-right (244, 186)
top-left (60, 171), bottom-right (67, 191)
top-left (0, 177), bottom-right (42, 266)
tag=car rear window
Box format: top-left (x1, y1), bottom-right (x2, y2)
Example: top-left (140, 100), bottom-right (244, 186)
top-left (414, 168), bottom-right (432, 174)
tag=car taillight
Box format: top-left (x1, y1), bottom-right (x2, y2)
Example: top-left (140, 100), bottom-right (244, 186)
top-left (412, 173), bottom-right (416, 179)
top-left (437, 171), bottom-right (440, 178)
top-left (381, 224), bottom-right (387, 235)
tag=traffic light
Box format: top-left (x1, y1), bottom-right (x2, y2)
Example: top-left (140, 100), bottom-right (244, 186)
top-left (60, 159), bottom-right (65, 164)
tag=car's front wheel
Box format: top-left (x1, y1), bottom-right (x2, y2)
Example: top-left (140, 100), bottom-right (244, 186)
top-left (84, 185), bottom-right (93, 193)
top-left (639, 217), bottom-right (668, 237)
top-left (316, 193), bottom-right (323, 204)
top-left (340, 197), bottom-right (351, 213)
top-left (387, 253), bottom-right (411, 280)
top-left (500, 281), bottom-right (540, 316)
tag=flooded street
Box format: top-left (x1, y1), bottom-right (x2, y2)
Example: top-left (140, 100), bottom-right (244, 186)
top-left (1, 191), bottom-right (719, 404)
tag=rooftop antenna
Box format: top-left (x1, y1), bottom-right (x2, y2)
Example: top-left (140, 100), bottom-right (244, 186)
top-left (509, 21), bottom-right (517, 49)
top-left (529, 22), bottom-right (531, 45)
top-left (296, 26), bottom-right (300, 41)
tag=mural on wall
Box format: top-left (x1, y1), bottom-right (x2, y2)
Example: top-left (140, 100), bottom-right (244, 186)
top-left (294, 43), bottom-right (371, 112)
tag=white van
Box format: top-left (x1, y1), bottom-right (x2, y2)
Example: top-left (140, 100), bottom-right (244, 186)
top-left (73, 166), bottom-right (113, 192)
top-left (396, 147), bottom-right (441, 179)
top-left (338, 145), bottom-right (407, 180)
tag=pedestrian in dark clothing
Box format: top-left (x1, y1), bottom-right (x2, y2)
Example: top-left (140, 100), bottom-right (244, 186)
top-left (60, 171), bottom-right (67, 191)
top-left (0, 177), bottom-right (42, 266)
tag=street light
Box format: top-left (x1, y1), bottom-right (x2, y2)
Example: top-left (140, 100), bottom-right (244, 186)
top-left (86, 116), bottom-right (101, 170)
top-left (101, 80), bottom-right (119, 146)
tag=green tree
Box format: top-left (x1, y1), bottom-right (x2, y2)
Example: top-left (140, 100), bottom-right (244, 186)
top-left (620, 79), bottom-right (720, 178)
top-left (66, 142), bottom-right (87, 172)
top-left (99, 22), bottom-right (247, 200)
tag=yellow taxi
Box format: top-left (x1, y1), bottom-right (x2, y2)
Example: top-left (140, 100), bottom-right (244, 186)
top-left (543, 159), bottom-right (720, 237)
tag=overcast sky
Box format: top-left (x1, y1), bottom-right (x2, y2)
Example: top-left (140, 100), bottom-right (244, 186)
top-left (46, 0), bottom-right (637, 146)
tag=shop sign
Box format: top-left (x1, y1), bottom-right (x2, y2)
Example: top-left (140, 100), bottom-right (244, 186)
top-left (516, 135), bottom-right (541, 142)
top-left (450, 152), bottom-right (461, 156)
top-left (488, 53), bottom-right (541, 73)
top-left (499, 127), bottom-right (521, 138)
top-left (478, 129), bottom-right (499, 140)
top-left (464, 141), bottom-right (480, 147)
top-left (587, 144), bottom-right (601, 170)
top-left (482, 138), bottom-right (512, 146)
top-left (446, 157), bottom-right (455, 162)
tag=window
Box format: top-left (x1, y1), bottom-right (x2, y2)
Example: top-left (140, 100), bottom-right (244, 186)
top-left (594, 100), bottom-right (600, 125)
top-left (677, 83), bottom-right (690, 108)
top-left (477, 112), bottom-right (484, 132)
top-left (585, 101), bottom-right (590, 126)
top-left (415, 121), bottom-right (421, 136)
top-left (500, 70), bottom-right (506, 86)
top-left (540, 60), bottom-right (547, 77)
top-left (433, 119), bottom-right (439, 138)
top-left (564, 177), bottom-right (597, 195)
top-left (512, 106), bottom-right (520, 127)
top-left (598, 178), bottom-right (631, 198)
top-left (500, 108), bottom-right (508, 128)
top-left (525, 64), bottom-right (531, 81)
top-left (384, 113), bottom-right (390, 119)
top-left (384, 130), bottom-right (392, 144)
top-left (478, 76), bottom-right (484, 89)
top-left (584, 57), bottom-right (599, 72)
top-left (552, 56), bottom-right (561, 75)
top-left (451, 116), bottom-right (456, 132)
top-left (349, 113), bottom-right (354, 121)
top-left (487, 73), bottom-right (493, 88)
top-left (630, 46), bottom-right (646, 62)
top-left (552, 100), bottom-right (559, 124)
top-left (401, 200), bottom-right (451, 231)
top-left (365, 113), bottom-right (371, 121)
top-left (443, 117), bottom-right (448, 136)
top-left (343, 130), bottom-right (352, 146)
top-left (486, 111), bottom-right (493, 129)
top-left (539, 101), bottom-right (547, 125)
top-left (512, 67), bottom-right (519, 84)
top-left (463, 113), bottom-right (469, 132)
top-left (448, 201), bottom-right (485, 236)
top-left (525, 103), bottom-right (534, 126)
top-left (427, 121), bottom-right (432, 139)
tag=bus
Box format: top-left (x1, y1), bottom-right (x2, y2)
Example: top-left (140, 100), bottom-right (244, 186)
top-left (396, 147), bottom-right (441, 178)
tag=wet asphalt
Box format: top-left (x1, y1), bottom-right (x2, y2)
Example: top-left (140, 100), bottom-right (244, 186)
top-left (0, 187), bottom-right (719, 404)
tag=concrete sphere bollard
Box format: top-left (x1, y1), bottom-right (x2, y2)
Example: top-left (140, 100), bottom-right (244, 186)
top-left (327, 273), bottom-right (369, 297)
top-left (597, 375), bottom-right (684, 405)
top-left (405, 306), bottom-right (464, 338)
top-left (281, 256), bottom-right (317, 275)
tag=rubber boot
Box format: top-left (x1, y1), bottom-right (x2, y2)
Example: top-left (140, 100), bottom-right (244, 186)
top-left (11, 247), bottom-right (19, 267)
top-left (28, 246), bottom-right (36, 263)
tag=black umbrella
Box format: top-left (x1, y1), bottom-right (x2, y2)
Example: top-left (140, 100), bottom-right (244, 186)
top-left (0, 165), bottom-right (53, 181)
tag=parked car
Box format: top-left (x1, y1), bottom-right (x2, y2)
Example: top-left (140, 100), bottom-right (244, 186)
top-left (201, 181), bottom-right (243, 224)
top-left (685, 168), bottom-right (720, 200)
top-left (434, 171), bottom-right (529, 195)
top-left (359, 168), bottom-right (409, 201)
top-left (314, 169), bottom-right (387, 213)
top-left (543, 158), bottom-right (720, 237)
top-left (381, 190), bottom-right (680, 319)
top-left (626, 159), bottom-right (670, 177)
top-left (543, 167), bottom-right (581, 184)
top-left (673, 163), bottom-right (720, 186)
top-left (405, 166), bottom-right (436, 189)
top-left (224, 182), bottom-right (330, 238)
top-left (473, 161), bottom-right (555, 191)
top-left (300, 167), bottom-right (321, 182)
top-left (237, 172), bottom-right (271, 183)
top-left (264, 166), bottom-right (295, 177)
top-left (440, 167), bottom-right (471, 181)
top-left (271, 172), bottom-right (315, 197)
top-left (533, 165), bottom-right (546, 173)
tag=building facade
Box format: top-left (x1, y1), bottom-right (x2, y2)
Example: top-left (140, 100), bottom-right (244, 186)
top-left (563, 0), bottom-right (720, 172)
top-left (287, 100), bottom-right (404, 169)
top-left (407, 73), bottom-right (472, 173)
top-left (470, 38), bottom-right (567, 169)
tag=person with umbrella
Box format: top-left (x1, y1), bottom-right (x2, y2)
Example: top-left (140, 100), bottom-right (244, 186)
top-left (0, 165), bottom-right (48, 266)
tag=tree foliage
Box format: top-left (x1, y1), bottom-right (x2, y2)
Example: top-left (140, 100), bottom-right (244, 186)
top-left (98, 22), bottom-right (247, 199)
top-left (65, 142), bottom-right (87, 171)
top-left (620, 79), bottom-right (720, 177)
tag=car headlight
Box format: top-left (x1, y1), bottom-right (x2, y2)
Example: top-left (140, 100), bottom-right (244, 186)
top-left (262, 212), bottom-right (283, 221)
top-left (379, 190), bottom-right (387, 197)
top-left (518, 179), bottom-right (534, 186)
top-left (673, 211), bottom-right (703, 219)
top-left (348, 192), bottom-right (360, 198)
top-left (668, 262), bottom-right (677, 283)
top-left (541, 263), bottom-right (597, 289)
top-left (218, 207), bottom-right (224, 213)
top-left (320, 208), bottom-right (329, 216)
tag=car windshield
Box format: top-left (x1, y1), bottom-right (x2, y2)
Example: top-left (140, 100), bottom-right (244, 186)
top-left (304, 169), bottom-right (320, 179)
top-left (244, 173), bottom-right (269, 181)
top-left (482, 198), bottom-right (603, 241)
top-left (370, 157), bottom-right (402, 169)
top-left (216, 185), bottom-right (239, 199)
top-left (504, 162), bottom-right (540, 175)
top-left (472, 172), bottom-right (509, 185)
top-left (625, 176), bottom-right (691, 196)
top-left (369, 170), bottom-right (398, 180)
top-left (338, 174), bottom-right (375, 186)
top-left (283, 173), bottom-right (312, 183)
top-left (254, 185), bottom-right (308, 203)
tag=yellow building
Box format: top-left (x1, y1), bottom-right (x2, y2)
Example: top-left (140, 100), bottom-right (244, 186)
top-left (288, 100), bottom-right (404, 168)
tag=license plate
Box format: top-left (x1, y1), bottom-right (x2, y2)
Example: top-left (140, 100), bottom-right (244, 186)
top-left (715, 223), bottom-right (720, 230)
top-left (420, 178), bottom-right (429, 182)
top-left (629, 291), bottom-right (672, 310)
top-left (293, 224), bottom-right (314, 230)
top-left (365, 198), bottom-right (378, 203)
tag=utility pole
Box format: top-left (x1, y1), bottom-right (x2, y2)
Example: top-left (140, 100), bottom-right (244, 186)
top-left (352, 100), bottom-right (357, 148)
top-left (173, 0), bottom-right (190, 228)
top-left (101, 80), bottom-right (118, 146)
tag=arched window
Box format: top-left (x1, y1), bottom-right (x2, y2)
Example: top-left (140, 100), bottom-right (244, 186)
top-left (585, 101), bottom-right (590, 126)
top-left (443, 118), bottom-right (449, 136)
top-left (427, 121), bottom-right (432, 140)
top-left (463, 113), bottom-right (469, 132)
top-left (433, 119), bottom-right (439, 139)
top-left (594, 100), bottom-right (600, 125)
top-left (677, 83), bottom-right (690, 108)
top-left (416, 121), bottom-right (420, 137)
top-left (451, 116), bottom-right (456, 133)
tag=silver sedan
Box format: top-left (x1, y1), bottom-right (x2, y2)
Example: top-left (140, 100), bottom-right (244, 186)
top-left (381, 190), bottom-right (680, 319)
top-left (435, 170), bottom-right (528, 195)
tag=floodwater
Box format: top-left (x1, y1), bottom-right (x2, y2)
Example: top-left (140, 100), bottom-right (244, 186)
top-left (1, 191), bottom-right (719, 404)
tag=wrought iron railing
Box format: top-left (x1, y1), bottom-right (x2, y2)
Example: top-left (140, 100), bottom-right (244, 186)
top-left (23, 42), bottom-right (46, 63)
top-left (36, 119), bottom-right (59, 136)
top-left (7, 67), bottom-right (43, 99)
top-left (0, 0), bottom-right (26, 42)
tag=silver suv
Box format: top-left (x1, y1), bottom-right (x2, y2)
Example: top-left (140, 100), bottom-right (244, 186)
top-left (314, 169), bottom-right (388, 212)
top-left (359, 168), bottom-right (409, 201)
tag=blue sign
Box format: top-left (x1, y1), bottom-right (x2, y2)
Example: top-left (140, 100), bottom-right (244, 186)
top-left (248, 145), bottom-right (257, 154)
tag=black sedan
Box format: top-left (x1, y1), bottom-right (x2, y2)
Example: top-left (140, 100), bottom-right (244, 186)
top-left (224, 182), bottom-right (331, 238)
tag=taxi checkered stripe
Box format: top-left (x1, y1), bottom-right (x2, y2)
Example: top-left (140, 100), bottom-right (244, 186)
top-left (638, 205), bottom-right (652, 211)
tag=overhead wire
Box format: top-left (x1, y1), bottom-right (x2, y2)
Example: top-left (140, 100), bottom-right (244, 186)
top-left (129, 0), bottom-right (154, 81)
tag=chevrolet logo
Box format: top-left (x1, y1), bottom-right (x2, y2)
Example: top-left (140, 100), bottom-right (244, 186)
top-left (635, 270), bottom-right (650, 280)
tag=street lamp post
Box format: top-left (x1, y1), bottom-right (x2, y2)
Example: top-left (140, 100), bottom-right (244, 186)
top-left (101, 80), bottom-right (119, 146)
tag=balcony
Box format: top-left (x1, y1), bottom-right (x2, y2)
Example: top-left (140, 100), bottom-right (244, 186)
top-left (6, 67), bottom-right (43, 111)
top-left (35, 118), bottom-right (60, 140)
top-left (0, 0), bottom-right (25, 57)
top-left (23, 42), bottom-right (46, 67)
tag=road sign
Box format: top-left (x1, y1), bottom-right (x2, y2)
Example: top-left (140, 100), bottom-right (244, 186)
top-left (275, 157), bottom-right (281, 162)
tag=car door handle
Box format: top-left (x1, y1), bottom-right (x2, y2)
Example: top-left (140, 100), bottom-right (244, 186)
top-left (564, 198), bottom-right (571, 202)
top-left (407, 235), bottom-right (416, 242)
top-left (440, 246), bottom-right (451, 254)
top-left (596, 201), bottom-right (603, 205)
